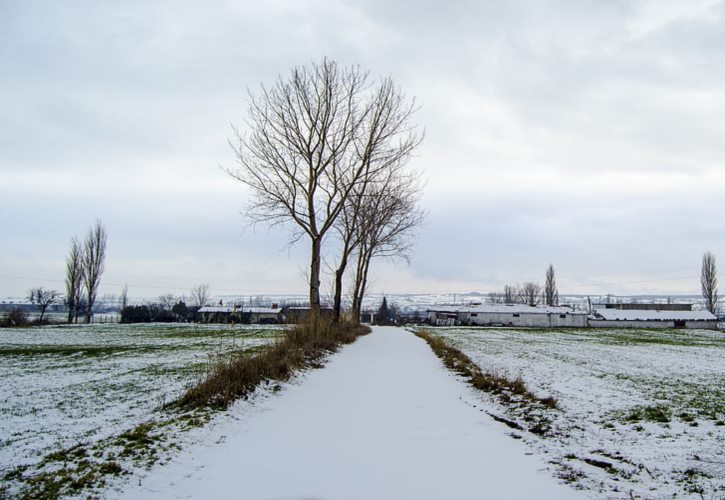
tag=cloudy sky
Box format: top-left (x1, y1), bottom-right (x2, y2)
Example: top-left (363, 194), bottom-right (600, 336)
top-left (2, 0), bottom-right (725, 302)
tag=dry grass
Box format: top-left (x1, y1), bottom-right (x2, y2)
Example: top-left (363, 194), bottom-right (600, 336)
top-left (415, 330), bottom-right (558, 410)
top-left (176, 319), bottom-right (370, 409)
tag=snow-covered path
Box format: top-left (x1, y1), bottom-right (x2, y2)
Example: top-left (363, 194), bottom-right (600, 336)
top-left (114, 327), bottom-right (580, 500)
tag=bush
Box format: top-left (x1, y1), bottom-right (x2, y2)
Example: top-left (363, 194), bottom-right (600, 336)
top-left (120, 305), bottom-right (151, 323)
top-left (0, 308), bottom-right (30, 327)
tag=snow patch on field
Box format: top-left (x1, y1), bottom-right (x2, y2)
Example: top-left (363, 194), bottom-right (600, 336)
top-left (0, 323), bottom-right (281, 474)
top-left (430, 327), bottom-right (725, 498)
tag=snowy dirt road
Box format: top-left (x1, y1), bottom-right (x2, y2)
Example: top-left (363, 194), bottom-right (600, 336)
top-left (112, 326), bottom-right (579, 500)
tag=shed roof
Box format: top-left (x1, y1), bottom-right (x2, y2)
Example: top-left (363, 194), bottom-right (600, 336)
top-left (593, 308), bottom-right (716, 321)
top-left (248, 308), bottom-right (282, 314)
top-left (429, 304), bottom-right (588, 315)
top-left (198, 306), bottom-right (281, 314)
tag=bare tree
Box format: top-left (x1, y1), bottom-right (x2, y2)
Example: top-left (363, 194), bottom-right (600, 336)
top-left (227, 58), bottom-right (420, 319)
top-left (701, 251), bottom-right (718, 314)
top-left (190, 284), bottom-right (210, 307)
top-left (82, 220), bottom-right (107, 323)
top-left (349, 173), bottom-right (426, 322)
top-left (488, 291), bottom-right (503, 304)
top-left (502, 285), bottom-right (517, 305)
top-left (28, 287), bottom-right (62, 323)
top-left (157, 294), bottom-right (177, 310)
top-left (544, 264), bottom-right (558, 306)
top-left (65, 236), bottom-right (83, 323)
top-left (518, 282), bottom-right (542, 306)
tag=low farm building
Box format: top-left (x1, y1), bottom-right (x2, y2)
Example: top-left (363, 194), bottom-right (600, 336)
top-left (590, 305), bottom-right (717, 329)
top-left (197, 305), bottom-right (282, 324)
top-left (427, 304), bottom-right (589, 328)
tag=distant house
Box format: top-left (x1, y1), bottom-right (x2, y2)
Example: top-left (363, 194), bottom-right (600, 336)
top-left (427, 304), bottom-right (589, 328)
top-left (589, 304), bottom-right (717, 329)
top-left (247, 307), bottom-right (283, 324)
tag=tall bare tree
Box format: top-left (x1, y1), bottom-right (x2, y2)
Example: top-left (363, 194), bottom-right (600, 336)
top-left (65, 236), bottom-right (83, 323)
top-left (518, 282), bottom-right (542, 306)
top-left (119, 284), bottom-right (128, 310)
top-left (28, 287), bottom-right (62, 323)
top-left (190, 284), bottom-right (210, 307)
top-left (701, 251), bottom-right (718, 314)
top-left (502, 285), bottom-right (516, 304)
top-left (544, 264), bottom-right (558, 306)
top-left (82, 220), bottom-right (107, 323)
top-left (228, 59), bottom-right (420, 319)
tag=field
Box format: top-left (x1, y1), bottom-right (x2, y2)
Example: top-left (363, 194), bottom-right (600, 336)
top-left (0, 323), bottom-right (283, 475)
top-left (424, 327), bottom-right (725, 498)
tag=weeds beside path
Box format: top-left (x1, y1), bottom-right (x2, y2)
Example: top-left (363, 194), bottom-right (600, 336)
top-left (414, 329), bottom-right (559, 435)
top-left (176, 319), bottom-right (370, 409)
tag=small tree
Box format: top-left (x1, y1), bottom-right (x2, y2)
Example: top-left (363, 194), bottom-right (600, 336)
top-left (544, 264), bottom-right (558, 306)
top-left (518, 282), bottom-right (542, 306)
top-left (82, 220), bottom-right (107, 323)
top-left (28, 288), bottom-right (62, 323)
top-left (157, 294), bottom-right (177, 311)
top-left (701, 251), bottom-right (718, 314)
top-left (172, 301), bottom-right (190, 322)
top-left (502, 285), bottom-right (516, 304)
top-left (190, 284), bottom-right (210, 307)
top-left (375, 296), bottom-right (394, 325)
top-left (119, 284), bottom-right (128, 310)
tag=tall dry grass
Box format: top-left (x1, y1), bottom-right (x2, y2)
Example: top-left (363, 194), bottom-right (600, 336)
top-left (176, 319), bottom-right (370, 409)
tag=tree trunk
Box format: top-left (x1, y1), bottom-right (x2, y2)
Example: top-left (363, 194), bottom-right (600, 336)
top-left (332, 234), bottom-right (355, 323)
top-left (309, 237), bottom-right (322, 320)
top-left (332, 259), bottom-right (347, 323)
top-left (351, 251), bottom-right (365, 323)
top-left (356, 252), bottom-right (372, 318)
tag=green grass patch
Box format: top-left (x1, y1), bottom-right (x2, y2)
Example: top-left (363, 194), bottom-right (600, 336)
top-left (624, 404), bottom-right (672, 423)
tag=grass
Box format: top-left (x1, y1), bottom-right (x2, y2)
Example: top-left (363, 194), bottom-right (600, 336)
top-left (623, 404), bottom-right (673, 423)
top-left (176, 318), bottom-right (370, 409)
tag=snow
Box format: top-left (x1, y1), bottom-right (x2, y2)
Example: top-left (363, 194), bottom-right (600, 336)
top-left (110, 327), bottom-right (578, 500)
top-left (0, 323), bottom-right (281, 472)
top-left (432, 327), bottom-right (725, 498)
top-left (592, 308), bottom-right (716, 321)
top-left (197, 306), bottom-right (282, 314)
top-left (430, 304), bottom-right (587, 315)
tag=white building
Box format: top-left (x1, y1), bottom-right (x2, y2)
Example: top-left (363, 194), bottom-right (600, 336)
top-left (427, 304), bottom-right (589, 328)
top-left (589, 306), bottom-right (718, 329)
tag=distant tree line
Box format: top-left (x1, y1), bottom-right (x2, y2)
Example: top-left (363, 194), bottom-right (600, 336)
top-left (487, 264), bottom-right (559, 307)
top-left (119, 284), bottom-right (210, 323)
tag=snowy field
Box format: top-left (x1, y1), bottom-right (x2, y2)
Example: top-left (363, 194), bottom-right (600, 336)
top-left (426, 327), bottom-right (725, 498)
top-left (0, 323), bottom-right (282, 474)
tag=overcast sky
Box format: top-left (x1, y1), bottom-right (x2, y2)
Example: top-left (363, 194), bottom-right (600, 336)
top-left (2, 0), bottom-right (725, 301)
